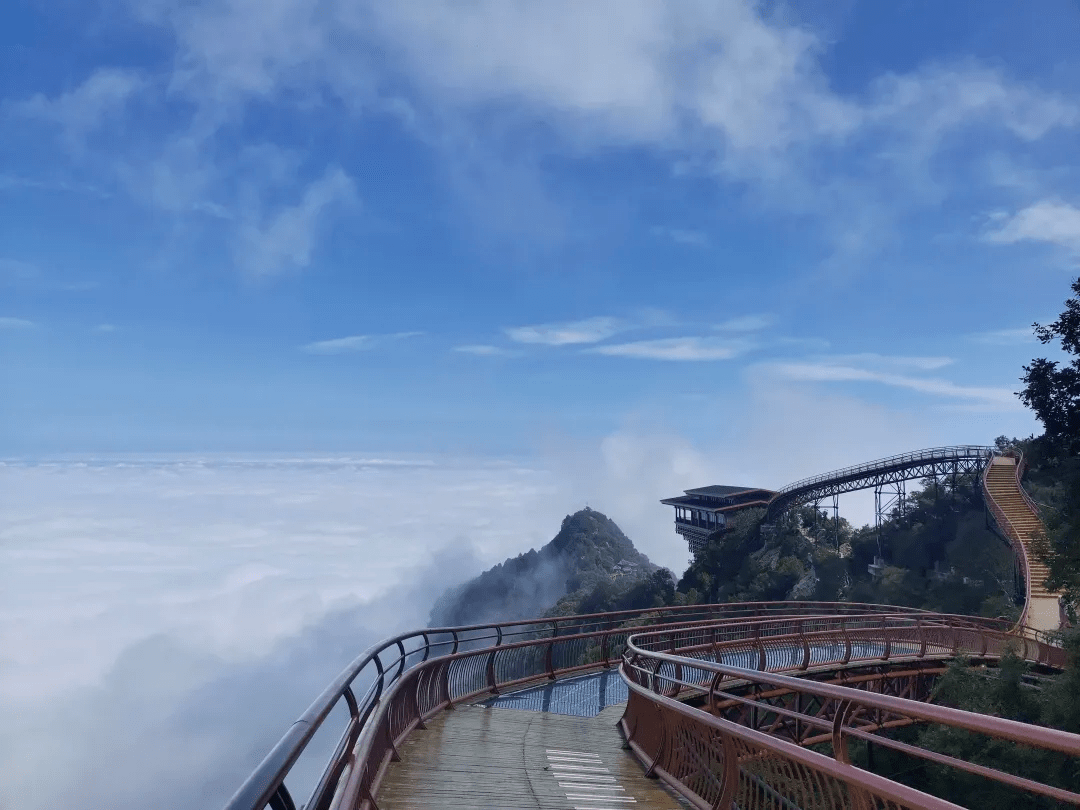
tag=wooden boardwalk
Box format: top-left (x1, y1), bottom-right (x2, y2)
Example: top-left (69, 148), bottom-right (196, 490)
top-left (376, 703), bottom-right (687, 810)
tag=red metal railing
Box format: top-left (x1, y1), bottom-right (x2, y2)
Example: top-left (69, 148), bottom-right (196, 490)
top-left (224, 604), bottom-right (1075, 810)
top-left (223, 602), bottom-right (912, 810)
top-left (621, 615), bottom-right (1079, 809)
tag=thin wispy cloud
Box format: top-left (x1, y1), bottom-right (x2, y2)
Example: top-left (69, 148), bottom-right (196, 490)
top-left (94, 324), bottom-right (117, 333)
top-left (506, 316), bottom-right (623, 346)
top-left (302, 332), bottom-right (421, 355)
top-left (813, 353), bottom-right (955, 371)
top-left (11, 68), bottom-right (145, 144)
top-left (769, 362), bottom-right (1020, 410)
top-left (235, 167), bottom-right (357, 277)
top-left (969, 327), bottom-right (1037, 345)
top-left (0, 316), bottom-right (35, 329)
top-left (454, 344), bottom-right (517, 356)
top-left (589, 337), bottom-right (748, 361)
top-left (715, 314), bottom-right (774, 332)
top-left (652, 226), bottom-right (708, 247)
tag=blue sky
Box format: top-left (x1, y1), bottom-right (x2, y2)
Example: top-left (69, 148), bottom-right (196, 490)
top-left (2, 0), bottom-right (1080, 459)
top-left (3, 6), bottom-right (1080, 806)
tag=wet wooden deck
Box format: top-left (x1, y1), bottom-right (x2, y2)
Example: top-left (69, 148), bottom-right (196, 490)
top-left (375, 703), bottom-right (687, 810)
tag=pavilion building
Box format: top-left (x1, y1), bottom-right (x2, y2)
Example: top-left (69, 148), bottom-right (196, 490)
top-left (661, 485), bottom-right (777, 556)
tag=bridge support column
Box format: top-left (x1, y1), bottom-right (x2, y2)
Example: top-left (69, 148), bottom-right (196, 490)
top-left (874, 481), bottom-right (906, 557)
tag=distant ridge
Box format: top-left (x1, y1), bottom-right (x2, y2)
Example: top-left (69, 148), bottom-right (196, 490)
top-left (429, 507), bottom-right (658, 627)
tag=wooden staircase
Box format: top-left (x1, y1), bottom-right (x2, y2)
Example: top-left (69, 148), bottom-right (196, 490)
top-left (983, 456), bottom-right (1061, 632)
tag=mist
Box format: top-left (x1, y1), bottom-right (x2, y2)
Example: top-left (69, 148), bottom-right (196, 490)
top-left (0, 456), bottom-right (563, 810)
top-left (0, 380), bottom-right (998, 809)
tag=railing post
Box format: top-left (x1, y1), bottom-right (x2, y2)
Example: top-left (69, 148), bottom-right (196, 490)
top-left (881, 618), bottom-right (891, 661)
top-left (409, 670), bottom-right (427, 731)
top-left (440, 659), bottom-right (455, 710)
top-left (546, 639), bottom-right (556, 681)
top-left (386, 719), bottom-right (401, 763)
top-left (486, 648), bottom-right (499, 694)
top-left (643, 702), bottom-right (666, 778)
top-left (799, 621), bottom-right (810, 671)
top-left (832, 699), bottom-right (853, 763)
top-left (755, 625), bottom-right (767, 671)
top-left (395, 639), bottom-right (407, 681)
top-left (712, 735), bottom-right (739, 810)
top-left (707, 670), bottom-right (724, 715)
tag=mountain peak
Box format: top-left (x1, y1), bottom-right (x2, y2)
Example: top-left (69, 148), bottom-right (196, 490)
top-left (429, 508), bottom-right (655, 627)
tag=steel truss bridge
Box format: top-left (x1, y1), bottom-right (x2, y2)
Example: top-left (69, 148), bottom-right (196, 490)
top-left (223, 450), bottom-right (1075, 810)
top-left (763, 445), bottom-right (995, 526)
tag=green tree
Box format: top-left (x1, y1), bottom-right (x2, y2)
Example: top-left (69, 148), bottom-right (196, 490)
top-left (1020, 276), bottom-right (1080, 458)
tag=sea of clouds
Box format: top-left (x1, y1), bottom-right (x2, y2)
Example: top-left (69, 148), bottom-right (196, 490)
top-left (0, 385), bottom-right (962, 809)
top-left (0, 455), bottom-right (578, 810)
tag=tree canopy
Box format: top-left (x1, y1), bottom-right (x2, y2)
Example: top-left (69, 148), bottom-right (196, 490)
top-left (1020, 276), bottom-right (1080, 458)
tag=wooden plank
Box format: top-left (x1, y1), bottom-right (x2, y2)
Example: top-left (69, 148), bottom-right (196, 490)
top-left (375, 704), bottom-right (689, 809)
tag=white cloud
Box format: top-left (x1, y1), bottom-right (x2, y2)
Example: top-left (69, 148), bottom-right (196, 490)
top-left (303, 335), bottom-right (371, 353)
top-left (984, 200), bottom-right (1080, 252)
top-left (868, 65), bottom-right (1078, 147)
top-left (365, 1), bottom-right (858, 156)
top-left (768, 361), bottom-right (1020, 410)
top-left (454, 344), bottom-right (516, 356)
top-left (814, 353), bottom-right (955, 371)
top-left (235, 167), bottom-right (356, 276)
top-left (589, 336), bottom-right (748, 361)
top-left (0, 457), bottom-right (565, 809)
top-left (715, 314), bottom-right (774, 332)
top-left (11, 69), bottom-right (144, 143)
top-left (94, 323), bottom-right (118, 333)
top-left (302, 331), bottom-right (420, 354)
top-left (6, 1), bottom-right (1073, 274)
top-left (0, 316), bottom-right (35, 329)
top-left (506, 316), bottom-right (623, 346)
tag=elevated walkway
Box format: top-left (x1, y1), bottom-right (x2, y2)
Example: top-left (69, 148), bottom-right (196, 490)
top-left (225, 607), bottom-right (1076, 810)
top-left (984, 455), bottom-right (1063, 634)
top-left (665, 446), bottom-right (1063, 635)
top-left (377, 700), bottom-right (685, 810)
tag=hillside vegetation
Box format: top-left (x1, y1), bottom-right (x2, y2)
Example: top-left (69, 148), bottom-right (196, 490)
top-left (675, 473), bottom-right (1020, 620)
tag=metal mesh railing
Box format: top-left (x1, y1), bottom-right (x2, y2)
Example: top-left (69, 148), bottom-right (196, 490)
top-left (621, 615), bottom-right (1078, 810)
top-left (224, 603), bottom-right (1075, 810)
top-left (223, 602), bottom-right (911, 810)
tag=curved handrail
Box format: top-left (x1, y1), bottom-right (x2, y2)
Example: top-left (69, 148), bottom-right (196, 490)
top-left (223, 601), bottom-right (910, 810)
top-left (225, 604), bottom-right (1072, 810)
top-left (621, 619), bottom-right (1080, 809)
top-left (1009, 448), bottom-right (1045, 518)
top-left (765, 445), bottom-right (994, 521)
